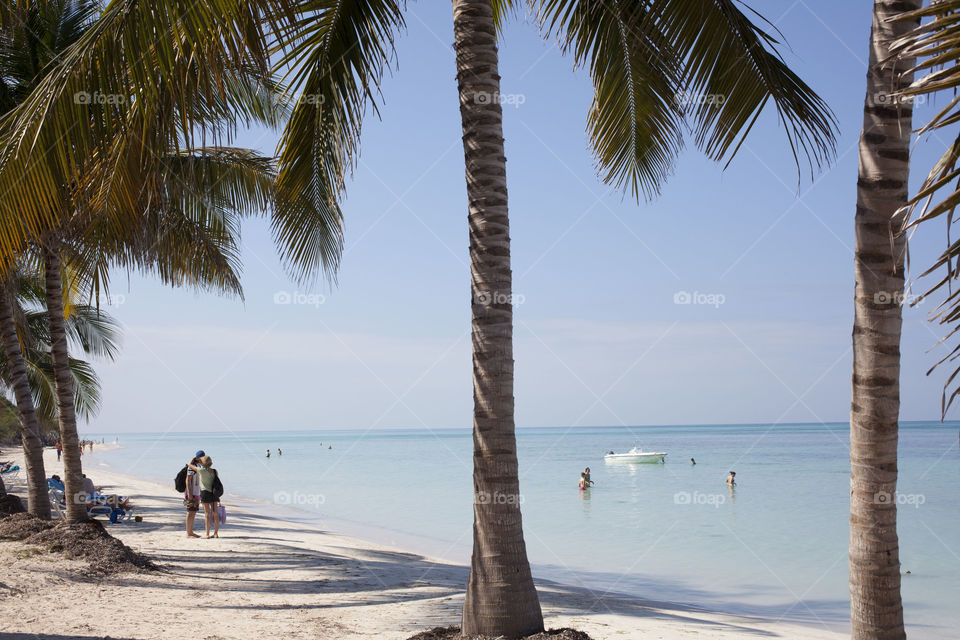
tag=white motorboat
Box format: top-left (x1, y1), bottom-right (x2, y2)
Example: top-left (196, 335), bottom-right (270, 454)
top-left (604, 446), bottom-right (667, 464)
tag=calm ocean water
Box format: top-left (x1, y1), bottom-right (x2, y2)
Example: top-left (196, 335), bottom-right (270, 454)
top-left (85, 422), bottom-right (958, 637)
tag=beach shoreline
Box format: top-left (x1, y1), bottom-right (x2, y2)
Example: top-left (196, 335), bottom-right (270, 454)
top-left (0, 445), bottom-right (849, 639)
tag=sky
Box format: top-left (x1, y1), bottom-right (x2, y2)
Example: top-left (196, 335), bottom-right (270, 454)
top-left (78, 1), bottom-right (960, 434)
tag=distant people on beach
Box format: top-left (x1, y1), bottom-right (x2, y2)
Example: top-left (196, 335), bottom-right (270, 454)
top-left (266, 449), bottom-right (270, 458)
top-left (55, 441), bottom-right (62, 461)
top-left (184, 450), bottom-right (204, 538)
top-left (726, 471), bottom-right (736, 486)
top-left (583, 467), bottom-right (594, 487)
top-left (277, 448), bottom-right (282, 456)
top-left (188, 455), bottom-right (221, 538)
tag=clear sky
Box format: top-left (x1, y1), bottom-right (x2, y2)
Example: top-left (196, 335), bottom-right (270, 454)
top-left (82, 1), bottom-right (958, 434)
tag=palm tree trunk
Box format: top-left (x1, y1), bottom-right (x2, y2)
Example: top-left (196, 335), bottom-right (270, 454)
top-left (452, 1), bottom-right (543, 637)
top-left (850, 2), bottom-right (920, 638)
top-left (43, 240), bottom-right (87, 523)
top-left (0, 286), bottom-right (51, 519)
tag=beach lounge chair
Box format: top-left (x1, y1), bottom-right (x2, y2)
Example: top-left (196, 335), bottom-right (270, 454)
top-left (48, 487), bottom-right (113, 519)
top-left (0, 464), bottom-right (21, 482)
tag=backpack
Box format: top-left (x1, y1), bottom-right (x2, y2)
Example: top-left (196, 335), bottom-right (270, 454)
top-left (212, 470), bottom-right (224, 498)
top-left (174, 465), bottom-right (188, 493)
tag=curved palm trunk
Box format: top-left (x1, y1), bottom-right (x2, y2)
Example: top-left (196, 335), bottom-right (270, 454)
top-left (850, 2), bottom-right (920, 638)
top-left (43, 241), bottom-right (87, 523)
top-left (453, 1), bottom-right (543, 637)
top-left (0, 287), bottom-right (51, 519)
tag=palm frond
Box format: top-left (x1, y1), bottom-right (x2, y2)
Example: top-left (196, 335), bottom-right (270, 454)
top-left (273, 0), bottom-right (405, 283)
top-left (536, 0), bottom-right (837, 200)
top-left (0, 0), bottom-right (291, 272)
top-left (888, 0), bottom-right (960, 414)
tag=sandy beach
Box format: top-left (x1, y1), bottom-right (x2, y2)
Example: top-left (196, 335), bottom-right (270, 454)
top-left (0, 446), bottom-right (848, 640)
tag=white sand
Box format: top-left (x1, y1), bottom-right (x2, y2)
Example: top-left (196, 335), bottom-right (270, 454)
top-left (0, 446), bottom-right (847, 639)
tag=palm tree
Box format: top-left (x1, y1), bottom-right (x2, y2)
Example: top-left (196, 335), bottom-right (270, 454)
top-left (0, 267), bottom-right (118, 518)
top-left (0, 0), bottom-right (102, 520)
top-left (848, 2), bottom-right (921, 638)
top-left (0, 0), bottom-right (836, 634)
top-left (0, 279), bottom-right (49, 518)
top-left (0, 0), bottom-right (290, 522)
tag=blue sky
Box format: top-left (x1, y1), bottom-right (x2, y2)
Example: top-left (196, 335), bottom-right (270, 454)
top-left (83, 1), bottom-right (958, 434)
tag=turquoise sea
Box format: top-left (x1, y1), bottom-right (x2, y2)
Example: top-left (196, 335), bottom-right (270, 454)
top-left (85, 422), bottom-right (958, 637)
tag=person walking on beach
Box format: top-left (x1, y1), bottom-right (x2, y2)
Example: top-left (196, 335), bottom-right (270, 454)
top-left (55, 441), bottom-right (62, 461)
top-left (188, 455), bottom-right (221, 538)
top-left (184, 450), bottom-right (203, 538)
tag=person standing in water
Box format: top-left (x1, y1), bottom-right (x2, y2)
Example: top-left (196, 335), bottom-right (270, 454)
top-left (265, 449), bottom-right (270, 458)
top-left (690, 457), bottom-right (696, 465)
top-left (725, 471), bottom-right (736, 486)
top-left (583, 467), bottom-right (594, 487)
top-left (277, 448), bottom-right (282, 456)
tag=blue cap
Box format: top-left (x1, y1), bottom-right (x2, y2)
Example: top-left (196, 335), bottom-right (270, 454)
top-left (195, 450), bottom-right (205, 457)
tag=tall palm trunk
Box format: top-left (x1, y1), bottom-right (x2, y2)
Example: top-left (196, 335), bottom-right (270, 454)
top-left (850, 2), bottom-right (920, 638)
top-left (43, 240), bottom-right (86, 523)
top-left (453, 1), bottom-right (543, 636)
top-left (0, 286), bottom-right (51, 519)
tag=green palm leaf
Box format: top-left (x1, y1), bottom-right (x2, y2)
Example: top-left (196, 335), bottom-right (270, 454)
top-left (533, 0), bottom-right (838, 199)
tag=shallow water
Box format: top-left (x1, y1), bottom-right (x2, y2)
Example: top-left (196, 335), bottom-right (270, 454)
top-left (86, 422), bottom-right (959, 636)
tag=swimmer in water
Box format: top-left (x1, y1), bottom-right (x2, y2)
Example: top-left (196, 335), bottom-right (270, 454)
top-left (725, 471), bottom-right (736, 486)
top-left (578, 472), bottom-right (588, 490)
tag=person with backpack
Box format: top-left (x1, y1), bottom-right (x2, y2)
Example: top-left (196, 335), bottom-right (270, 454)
top-left (187, 455), bottom-right (222, 538)
top-left (176, 450), bottom-right (204, 538)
